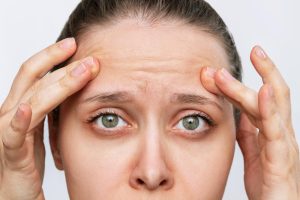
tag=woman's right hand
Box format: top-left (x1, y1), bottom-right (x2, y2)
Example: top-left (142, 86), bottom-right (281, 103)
top-left (0, 38), bottom-right (100, 200)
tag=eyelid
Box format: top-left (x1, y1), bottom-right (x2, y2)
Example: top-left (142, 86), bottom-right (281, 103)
top-left (87, 108), bottom-right (130, 124)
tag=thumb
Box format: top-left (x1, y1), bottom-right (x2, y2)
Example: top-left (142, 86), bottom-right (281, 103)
top-left (2, 103), bottom-right (32, 169)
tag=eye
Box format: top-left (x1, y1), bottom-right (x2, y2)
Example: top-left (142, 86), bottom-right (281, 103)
top-left (89, 112), bottom-right (128, 129)
top-left (175, 113), bottom-right (213, 134)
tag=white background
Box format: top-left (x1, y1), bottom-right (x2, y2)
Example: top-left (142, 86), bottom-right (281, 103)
top-left (0, 1), bottom-right (299, 199)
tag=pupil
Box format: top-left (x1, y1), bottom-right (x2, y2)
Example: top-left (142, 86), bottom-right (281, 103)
top-left (102, 114), bottom-right (118, 128)
top-left (183, 116), bottom-right (199, 130)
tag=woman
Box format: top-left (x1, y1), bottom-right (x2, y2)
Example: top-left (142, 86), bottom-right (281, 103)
top-left (0, 0), bottom-right (299, 199)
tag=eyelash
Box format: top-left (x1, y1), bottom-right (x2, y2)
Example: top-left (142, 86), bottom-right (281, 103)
top-left (86, 110), bottom-right (215, 136)
top-left (182, 112), bottom-right (215, 126)
top-left (87, 110), bottom-right (119, 123)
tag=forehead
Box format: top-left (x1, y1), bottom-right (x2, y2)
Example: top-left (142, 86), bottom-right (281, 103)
top-left (70, 19), bottom-right (230, 103)
top-left (74, 19), bottom-right (229, 66)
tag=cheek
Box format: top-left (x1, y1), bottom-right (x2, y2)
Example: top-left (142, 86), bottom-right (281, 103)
top-left (169, 119), bottom-right (236, 198)
top-left (58, 113), bottom-right (137, 198)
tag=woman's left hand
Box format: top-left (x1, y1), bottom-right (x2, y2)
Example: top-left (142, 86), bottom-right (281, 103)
top-left (200, 46), bottom-right (300, 200)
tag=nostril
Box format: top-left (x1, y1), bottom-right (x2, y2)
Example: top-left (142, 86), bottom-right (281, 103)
top-left (160, 179), bottom-right (167, 186)
top-left (137, 178), bottom-right (145, 185)
top-left (136, 178), bottom-right (168, 187)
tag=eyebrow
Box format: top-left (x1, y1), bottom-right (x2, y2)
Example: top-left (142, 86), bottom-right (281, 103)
top-left (83, 91), bottom-right (133, 104)
top-left (170, 93), bottom-right (223, 111)
top-left (82, 91), bottom-right (222, 111)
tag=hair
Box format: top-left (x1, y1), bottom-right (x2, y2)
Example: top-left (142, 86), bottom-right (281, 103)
top-left (53, 0), bottom-right (242, 124)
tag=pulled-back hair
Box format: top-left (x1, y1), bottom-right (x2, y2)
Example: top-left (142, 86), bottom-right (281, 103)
top-left (53, 0), bottom-right (242, 123)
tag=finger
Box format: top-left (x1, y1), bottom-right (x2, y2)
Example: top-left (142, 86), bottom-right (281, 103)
top-left (209, 68), bottom-right (259, 118)
top-left (30, 59), bottom-right (85, 91)
top-left (1, 38), bottom-right (76, 112)
top-left (258, 84), bottom-right (293, 172)
top-left (2, 103), bottom-right (32, 165)
top-left (236, 113), bottom-right (260, 170)
top-left (22, 57), bottom-right (99, 107)
top-left (258, 84), bottom-right (284, 141)
top-left (200, 67), bottom-right (223, 95)
top-left (201, 67), bottom-right (259, 125)
top-left (251, 46), bottom-right (291, 120)
top-left (26, 57), bottom-right (100, 130)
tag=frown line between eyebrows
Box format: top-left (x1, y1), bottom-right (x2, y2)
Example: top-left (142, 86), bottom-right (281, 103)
top-left (81, 91), bottom-right (223, 111)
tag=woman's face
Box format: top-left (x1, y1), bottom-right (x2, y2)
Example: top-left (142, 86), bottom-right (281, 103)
top-left (50, 19), bottom-right (236, 199)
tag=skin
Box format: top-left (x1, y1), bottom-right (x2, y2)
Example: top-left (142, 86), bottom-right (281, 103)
top-left (52, 19), bottom-right (235, 199)
top-left (0, 18), bottom-right (298, 200)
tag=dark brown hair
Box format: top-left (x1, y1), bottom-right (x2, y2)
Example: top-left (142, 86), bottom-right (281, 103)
top-left (53, 0), bottom-right (242, 123)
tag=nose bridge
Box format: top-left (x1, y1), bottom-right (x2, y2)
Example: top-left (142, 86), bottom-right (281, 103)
top-left (143, 117), bottom-right (163, 155)
top-left (129, 114), bottom-right (174, 190)
top-left (139, 115), bottom-right (167, 172)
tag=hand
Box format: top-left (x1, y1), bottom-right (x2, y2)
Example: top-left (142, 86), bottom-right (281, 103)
top-left (0, 38), bottom-right (100, 200)
top-left (200, 46), bottom-right (300, 200)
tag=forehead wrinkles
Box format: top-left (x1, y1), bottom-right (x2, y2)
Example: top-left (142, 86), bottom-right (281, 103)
top-left (129, 74), bottom-right (150, 94)
top-left (127, 71), bottom-right (166, 96)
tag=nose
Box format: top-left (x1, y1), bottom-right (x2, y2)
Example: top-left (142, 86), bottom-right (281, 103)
top-left (129, 134), bottom-right (174, 191)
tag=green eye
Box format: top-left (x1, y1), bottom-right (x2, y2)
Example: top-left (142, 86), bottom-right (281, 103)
top-left (95, 113), bottom-right (127, 129)
top-left (102, 114), bottom-right (119, 128)
top-left (176, 114), bottom-right (210, 133)
top-left (182, 116), bottom-right (200, 130)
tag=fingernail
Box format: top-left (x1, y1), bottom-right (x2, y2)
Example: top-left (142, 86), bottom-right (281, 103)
top-left (82, 57), bottom-right (95, 68)
top-left (58, 38), bottom-right (75, 50)
top-left (205, 67), bottom-right (216, 78)
top-left (84, 57), bottom-right (100, 77)
top-left (255, 46), bottom-right (267, 60)
top-left (220, 68), bottom-right (235, 81)
top-left (71, 63), bottom-right (87, 77)
top-left (71, 57), bottom-right (96, 77)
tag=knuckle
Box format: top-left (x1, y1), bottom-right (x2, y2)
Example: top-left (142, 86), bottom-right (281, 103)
top-left (43, 44), bottom-right (60, 59)
top-left (264, 62), bottom-right (277, 77)
top-left (58, 77), bottom-right (74, 92)
top-left (29, 82), bottom-right (42, 94)
top-left (267, 64), bottom-right (277, 76)
top-left (28, 93), bottom-right (40, 108)
top-left (0, 104), bottom-right (14, 117)
top-left (20, 62), bottom-right (34, 76)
